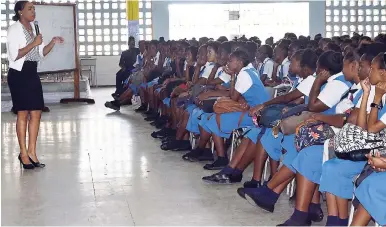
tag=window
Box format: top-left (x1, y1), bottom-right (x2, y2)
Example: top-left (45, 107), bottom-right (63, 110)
top-left (169, 3), bottom-right (309, 41)
top-left (0, 0), bottom-right (148, 58)
top-left (325, 0), bottom-right (386, 37)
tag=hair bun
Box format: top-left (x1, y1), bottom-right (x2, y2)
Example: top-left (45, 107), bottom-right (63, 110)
top-left (12, 14), bottom-right (19, 21)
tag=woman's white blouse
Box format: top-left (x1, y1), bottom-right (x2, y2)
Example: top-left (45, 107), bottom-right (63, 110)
top-left (7, 21), bottom-right (45, 71)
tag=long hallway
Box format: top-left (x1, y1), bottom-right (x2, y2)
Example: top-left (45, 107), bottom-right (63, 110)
top-left (1, 88), bottom-right (320, 226)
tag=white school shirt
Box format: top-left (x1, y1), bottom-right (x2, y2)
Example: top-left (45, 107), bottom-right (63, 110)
top-left (335, 83), bottom-right (362, 114)
top-left (215, 67), bottom-right (231, 83)
top-left (276, 57), bottom-right (290, 80)
top-left (200, 62), bottom-right (215, 79)
top-left (380, 105), bottom-right (386, 125)
top-left (235, 67), bottom-right (254, 94)
top-left (7, 21), bottom-right (45, 71)
top-left (296, 75), bottom-right (315, 97)
top-left (317, 72), bottom-right (351, 108)
top-left (355, 85), bottom-right (386, 113)
top-left (133, 53), bottom-right (144, 67)
top-left (259, 58), bottom-right (274, 79)
top-left (153, 51), bottom-right (160, 66)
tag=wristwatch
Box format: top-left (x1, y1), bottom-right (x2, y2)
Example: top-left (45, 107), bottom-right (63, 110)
top-left (370, 103), bottom-right (382, 110)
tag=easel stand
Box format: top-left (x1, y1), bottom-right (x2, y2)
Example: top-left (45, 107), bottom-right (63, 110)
top-left (56, 3), bottom-right (95, 105)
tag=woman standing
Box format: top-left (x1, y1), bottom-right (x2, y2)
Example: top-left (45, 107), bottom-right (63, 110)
top-left (7, 1), bottom-right (64, 169)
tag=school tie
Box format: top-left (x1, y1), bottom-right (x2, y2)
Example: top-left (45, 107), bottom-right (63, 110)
top-left (279, 65), bottom-right (284, 80)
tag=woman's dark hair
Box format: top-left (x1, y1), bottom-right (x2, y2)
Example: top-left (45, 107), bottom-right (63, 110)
top-left (207, 41), bottom-right (221, 54)
top-left (344, 50), bottom-right (361, 63)
top-left (149, 40), bottom-right (159, 48)
top-left (220, 41), bottom-right (232, 54)
top-left (13, 1), bottom-right (28, 21)
top-left (217, 36), bottom-right (228, 43)
top-left (290, 40), bottom-right (306, 51)
top-left (326, 42), bottom-right (341, 53)
top-left (378, 52), bottom-right (386, 69)
top-left (246, 41), bottom-right (258, 61)
top-left (318, 50), bottom-right (343, 75)
top-left (260, 44), bottom-right (273, 58)
top-left (360, 36), bottom-right (372, 42)
top-left (300, 49), bottom-right (318, 70)
top-left (231, 50), bottom-right (250, 67)
top-left (188, 46), bottom-right (198, 62)
top-left (279, 39), bottom-right (291, 48)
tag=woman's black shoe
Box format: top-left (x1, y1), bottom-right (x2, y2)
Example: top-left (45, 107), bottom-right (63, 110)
top-left (18, 155), bottom-right (35, 169)
top-left (29, 157), bottom-right (46, 168)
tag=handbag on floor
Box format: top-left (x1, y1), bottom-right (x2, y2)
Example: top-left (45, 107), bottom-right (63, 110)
top-left (333, 123), bottom-right (386, 161)
top-left (294, 120), bottom-right (335, 152)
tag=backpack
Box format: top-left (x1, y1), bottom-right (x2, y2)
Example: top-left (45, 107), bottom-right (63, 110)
top-left (333, 123), bottom-right (386, 161)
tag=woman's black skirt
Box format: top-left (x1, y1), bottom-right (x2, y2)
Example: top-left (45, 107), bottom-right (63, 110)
top-left (7, 61), bottom-right (44, 112)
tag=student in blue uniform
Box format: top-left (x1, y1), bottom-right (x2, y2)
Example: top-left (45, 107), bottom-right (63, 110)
top-left (275, 50), bottom-right (364, 226)
top-left (264, 43), bottom-right (290, 92)
top-left (255, 45), bottom-right (274, 84)
top-left (202, 49), bottom-right (317, 185)
top-left (183, 49), bottom-right (270, 169)
top-left (319, 46), bottom-right (386, 226)
top-left (351, 53), bottom-right (386, 226)
top-left (243, 51), bottom-right (351, 220)
top-left (162, 42), bottom-right (227, 151)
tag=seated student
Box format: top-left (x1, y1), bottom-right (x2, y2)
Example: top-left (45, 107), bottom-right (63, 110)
top-left (104, 40), bottom-right (146, 110)
top-left (264, 43), bottom-right (290, 90)
top-left (351, 55), bottom-right (386, 226)
top-left (255, 45), bottom-right (274, 84)
top-left (182, 50), bottom-right (269, 168)
top-left (134, 40), bottom-right (161, 112)
top-left (277, 50), bottom-right (367, 226)
top-left (318, 46), bottom-right (386, 226)
top-left (242, 51), bottom-right (352, 218)
top-left (151, 44), bottom-right (214, 139)
top-left (202, 49), bottom-right (318, 185)
top-left (113, 36), bottom-right (140, 98)
top-left (160, 42), bottom-right (225, 151)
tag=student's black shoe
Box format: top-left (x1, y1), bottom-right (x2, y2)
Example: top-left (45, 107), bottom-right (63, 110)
top-left (144, 114), bottom-right (158, 121)
top-left (105, 101), bottom-right (120, 111)
top-left (161, 136), bottom-right (175, 143)
top-left (135, 105), bottom-right (147, 112)
top-left (237, 188), bottom-right (247, 199)
top-left (277, 218), bottom-right (312, 226)
top-left (243, 180), bottom-right (261, 188)
top-left (203, 157), bottom-right (229, 170)
top-left (202, 172), bottom-right (242, 184)
top-left (151, 128), bottom-right (176, 139)
top-left (144, 109), bottom-right (155, 115)
top-left (161, 140), bottom-right (191, 151)
top-left (244, 189), bottom-right (275, 213)
top-left (182, 148), bottom-right (204, 162)
top-left (121, 100), bottom-right (132, 106)
top-left (308, 207), bottom-right (324, 223)
top-left (196, 148), bottom-right (214, 161)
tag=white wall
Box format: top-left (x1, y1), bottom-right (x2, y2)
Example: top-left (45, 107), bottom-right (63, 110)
top-left (94, 56), bottom-right (121, 86)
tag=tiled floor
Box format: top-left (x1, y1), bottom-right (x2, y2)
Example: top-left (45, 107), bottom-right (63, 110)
top-left (1, 88), bottom-right (326, 226)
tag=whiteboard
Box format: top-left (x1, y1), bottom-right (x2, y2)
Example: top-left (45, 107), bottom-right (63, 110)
top-left (34, 4), bottom-right (76, 73)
